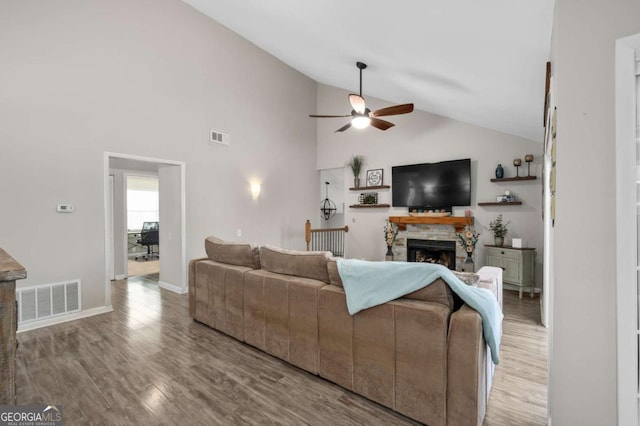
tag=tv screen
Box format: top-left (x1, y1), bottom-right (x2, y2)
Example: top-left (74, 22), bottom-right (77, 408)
top-left (392, 159), bottom-right (471, 210)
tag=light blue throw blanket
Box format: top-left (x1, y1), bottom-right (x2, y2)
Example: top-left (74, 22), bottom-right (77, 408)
top-left (336, 258), bottom-right (503, 364)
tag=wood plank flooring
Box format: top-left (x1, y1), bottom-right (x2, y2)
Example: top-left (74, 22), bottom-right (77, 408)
top-left (483, 293), bottom-right (548, 425)
top-left (127, 258), bottom-right (159, 277)
top-left (15, 275), bottom-right (547, 425)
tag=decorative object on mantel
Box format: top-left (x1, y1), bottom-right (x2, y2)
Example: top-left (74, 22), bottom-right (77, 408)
top-left (524, 154), bottom-right (534, 176)
top-left (495, 164), bottom-right (504, 179)
top-left (456, 225), bottom-right (480, 272)
top-left (408, 211), bottom-right (451, 217)
top-left (513, 158), bottom-right (522, 177)
top-left (488, 214), bottom-right (509, 246)
top-left (358, 192), bottom-right (378, 205)
top-left (384, 220), bottom-right (399, 261)
top-left (320, 181), bottom-right (337, 221)
top-left (348, 155), bottom-right (364, 188)
top-left (366, 168), bottom-right (383, 186)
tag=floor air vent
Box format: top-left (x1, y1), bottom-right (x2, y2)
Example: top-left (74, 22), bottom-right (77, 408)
top-left (18, 280), bottom-right (81, 325)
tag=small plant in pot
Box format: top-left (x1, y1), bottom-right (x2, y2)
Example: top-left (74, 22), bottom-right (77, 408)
top-left (348, 155), bottom-right (364, 188)
top-left (488, 214), bottom-right (509, 246)
top-left (362, 193), bottom-right (376, 205)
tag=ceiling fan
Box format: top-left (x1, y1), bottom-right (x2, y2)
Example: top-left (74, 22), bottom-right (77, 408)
top-left (309, 61), bottom-right (414, 132)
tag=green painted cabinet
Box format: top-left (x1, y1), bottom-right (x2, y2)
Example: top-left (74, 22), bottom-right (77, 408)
top-left (485, 245), bottom-right (536, 299)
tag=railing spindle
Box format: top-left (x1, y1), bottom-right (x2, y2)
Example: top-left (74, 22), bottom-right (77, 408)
top-left (304, 221), bottom-right (349, 257)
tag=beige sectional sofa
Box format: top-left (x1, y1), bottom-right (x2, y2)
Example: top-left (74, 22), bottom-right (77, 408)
top-left (189, 236), bottom-right (500, 426)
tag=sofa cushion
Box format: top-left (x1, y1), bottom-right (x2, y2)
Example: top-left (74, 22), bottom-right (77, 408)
top-left (327, 259), bottom-right (343, 287)
top-left (452, 271), bottom-right (480, 287)
top-left (329, 259), bottom-right (454, 309)
top-left (400, 278), bottom-right (455, 310)
top-left (260, 245), bottom-right (331, 283)
top-left (204, 236), bottom-right (260, 269)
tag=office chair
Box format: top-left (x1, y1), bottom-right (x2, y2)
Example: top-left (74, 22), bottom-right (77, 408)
top-left (137, 221), bottom-right (159, 260)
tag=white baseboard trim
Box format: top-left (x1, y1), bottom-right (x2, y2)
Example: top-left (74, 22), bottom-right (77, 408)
top-left (17, 305), bottom-right (114, 333)
top-left (158, 281), bottom-right (188, 294)
top-left (503, 283), bottom-right (542, 294)
top-left (114, 274), bottom-right (126, 280)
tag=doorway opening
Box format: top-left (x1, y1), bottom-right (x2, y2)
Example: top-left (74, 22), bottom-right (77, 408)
top-left (103, 152), bottom-right (187, 306)
top-left (126, 175), bottom-right (160, 277)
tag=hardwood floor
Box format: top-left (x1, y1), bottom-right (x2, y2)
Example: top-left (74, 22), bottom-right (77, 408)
top-left (127, 258), bottom-right (159, 277)
top-left (484, 292), bottom-right (548, 425)
top-left (16, 276), bottom-right (547, 425)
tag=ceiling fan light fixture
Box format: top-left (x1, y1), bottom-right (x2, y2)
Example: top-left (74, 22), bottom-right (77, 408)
top-left (351, 115), bottom-right (371, 129)
top-left (310, 61), bottom-right (413, 132)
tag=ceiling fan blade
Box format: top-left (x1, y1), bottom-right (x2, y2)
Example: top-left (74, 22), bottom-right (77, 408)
top-left (372, 103), bottom-right (414, 117)
top-left (370, 117), bottom-right (395, 131)
top-left (334, 122), bottom-right (352, 133)
top-left (348, 94), bottom-right (366, 114)
top-left (309, 114), bottom-right (351, 118)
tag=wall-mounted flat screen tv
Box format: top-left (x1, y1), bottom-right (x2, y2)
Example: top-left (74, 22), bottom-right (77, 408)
top-left (392, 158), bottom-right (471, 211)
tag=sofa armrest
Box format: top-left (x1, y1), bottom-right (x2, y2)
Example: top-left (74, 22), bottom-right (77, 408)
top-left (447, 305), bottom-right (486, 426)
top-left (188, 257), bottom-right (208, 318)
top-left (477, 266), bottom-right (503, 311)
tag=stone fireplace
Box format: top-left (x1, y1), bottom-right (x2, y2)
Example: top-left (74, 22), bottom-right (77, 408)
top-left (389, 216), bottom-right (473, 272)
top-left (407, 238), bottom-right (457, 270)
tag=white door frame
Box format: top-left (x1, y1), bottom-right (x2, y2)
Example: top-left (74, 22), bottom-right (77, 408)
top-left (108, 175), bottom-right (115, 281)
top-left (103, 152), bottom-right (187, 304)
top-left (615, 33), bottom-right (640, 426)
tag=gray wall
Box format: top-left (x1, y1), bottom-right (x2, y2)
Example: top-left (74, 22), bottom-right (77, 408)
top-left (0, 0), bottom-right (318, 310)
top-left (550, 0), bottom-right (640, 424)
top-left (316, 84), bottom-right (544, 287)
top-left (158, 164), bottom-right (183, 289)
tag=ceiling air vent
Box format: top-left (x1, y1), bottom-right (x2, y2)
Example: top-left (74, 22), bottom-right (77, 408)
top-left (210, 129), bottom-right (230, 146)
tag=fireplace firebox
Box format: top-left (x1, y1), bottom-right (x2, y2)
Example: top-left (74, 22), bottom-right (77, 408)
top-left (407, 238), bottom-right (456, 270)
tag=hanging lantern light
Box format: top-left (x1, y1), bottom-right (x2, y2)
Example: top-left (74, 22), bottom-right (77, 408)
top-left (320, 181), bottom-right (337, 220)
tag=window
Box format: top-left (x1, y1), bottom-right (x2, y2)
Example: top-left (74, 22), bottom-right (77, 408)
top-left (126, 175), bottom-right (159, 231)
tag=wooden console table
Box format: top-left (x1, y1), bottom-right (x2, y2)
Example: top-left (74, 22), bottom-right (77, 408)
top-left (0, 248), bottom-right (26, 404)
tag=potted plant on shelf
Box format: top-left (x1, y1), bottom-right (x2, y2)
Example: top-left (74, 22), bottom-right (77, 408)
top-left (348, 155), bottom-right (364, 188)
top-left (488, 214), bottom-right (509, 246)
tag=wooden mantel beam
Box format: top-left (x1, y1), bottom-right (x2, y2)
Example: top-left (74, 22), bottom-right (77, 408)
top-left (388, 216), bottom-right (474, 232)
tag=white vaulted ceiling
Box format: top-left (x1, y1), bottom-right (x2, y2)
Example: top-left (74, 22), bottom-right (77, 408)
top-left (182, 0), bottom-right (555, 142)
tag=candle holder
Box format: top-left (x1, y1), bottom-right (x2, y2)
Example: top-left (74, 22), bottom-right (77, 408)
top-left (513, 158), bottom-right (522, 177)
top-left (524, 154), bottom-right (534, 176)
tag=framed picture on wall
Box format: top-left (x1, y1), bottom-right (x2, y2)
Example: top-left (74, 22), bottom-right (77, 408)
top-left (366, 169), bottom-right (383, 186)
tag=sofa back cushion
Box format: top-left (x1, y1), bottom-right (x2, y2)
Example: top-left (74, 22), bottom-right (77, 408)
top-left (327, 259), bottom-right (454, 309)
top-left (260, 245), bottom-right (331, 283)
top-left (204, 236), bottom-right (260, 269)
top-left (327, 259), bottom-right (343, 287)
top-left (403, 278), bottom-right (454, 309)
